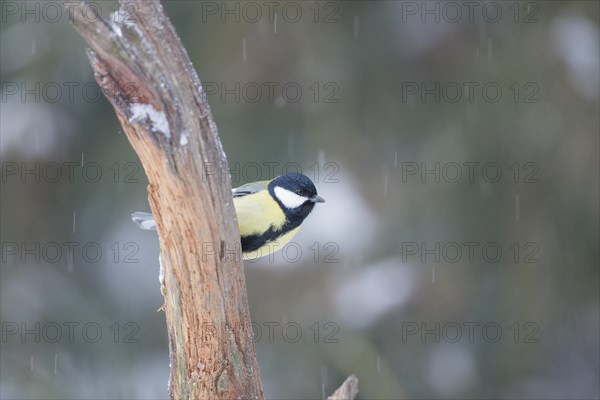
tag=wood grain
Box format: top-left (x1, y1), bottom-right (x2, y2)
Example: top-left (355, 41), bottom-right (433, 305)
top-left (69, 1), bottom-right (262, 398)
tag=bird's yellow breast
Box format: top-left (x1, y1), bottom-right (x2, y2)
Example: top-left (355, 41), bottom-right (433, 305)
top-left (234, 190), bottom-right (286, 236)
top-left (234, 190), bottom-right (302, 260)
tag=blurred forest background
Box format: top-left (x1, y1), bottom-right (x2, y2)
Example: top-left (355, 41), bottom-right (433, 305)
top-left (1, 1), bottom-right (598, 399)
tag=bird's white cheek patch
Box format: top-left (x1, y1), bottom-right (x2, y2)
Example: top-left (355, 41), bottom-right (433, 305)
top-left (274, 187), bottom-right (307, 209)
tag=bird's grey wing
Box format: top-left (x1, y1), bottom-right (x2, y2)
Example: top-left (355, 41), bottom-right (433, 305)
top-left (232, 180), bottom-right (270, 197)
top-left (133, 181), bottom-right (269, 230)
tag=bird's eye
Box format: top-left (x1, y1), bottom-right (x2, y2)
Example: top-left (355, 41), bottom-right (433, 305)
top-left (295, 190), bottom-right (303, 195)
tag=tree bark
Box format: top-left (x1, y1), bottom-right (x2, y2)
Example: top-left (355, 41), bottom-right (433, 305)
top-left (68, 1), bottom-right (262, 398)
top-left (328, 375), bottom-right (359, 400)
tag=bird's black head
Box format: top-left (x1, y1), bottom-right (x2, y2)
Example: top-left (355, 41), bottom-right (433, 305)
top-left (268, 173), bottom-right (325, 227)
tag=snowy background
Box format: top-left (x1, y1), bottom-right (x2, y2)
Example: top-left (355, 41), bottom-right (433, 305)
top-left (1, 1), bottom-right (599, 399)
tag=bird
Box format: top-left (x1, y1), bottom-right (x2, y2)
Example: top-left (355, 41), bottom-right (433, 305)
top-left (132, 172), bottom-right (325, 260)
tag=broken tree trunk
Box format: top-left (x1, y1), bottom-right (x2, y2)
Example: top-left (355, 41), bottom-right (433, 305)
top-left (68, 1), bottom-right (262, 398)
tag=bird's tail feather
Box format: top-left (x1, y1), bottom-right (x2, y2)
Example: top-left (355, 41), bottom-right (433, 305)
top-left (131, 211), bottom-right (156, 231)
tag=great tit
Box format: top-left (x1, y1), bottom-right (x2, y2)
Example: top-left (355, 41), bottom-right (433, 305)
top-left (132, 172), bottom-right (325, 260)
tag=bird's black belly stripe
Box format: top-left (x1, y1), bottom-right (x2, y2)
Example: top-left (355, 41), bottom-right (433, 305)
top-left (241, 223), bottom-right (298, 253)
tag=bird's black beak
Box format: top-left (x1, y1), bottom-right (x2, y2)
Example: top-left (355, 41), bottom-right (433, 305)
top-left (310, 195), bottom-right (325, 203)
